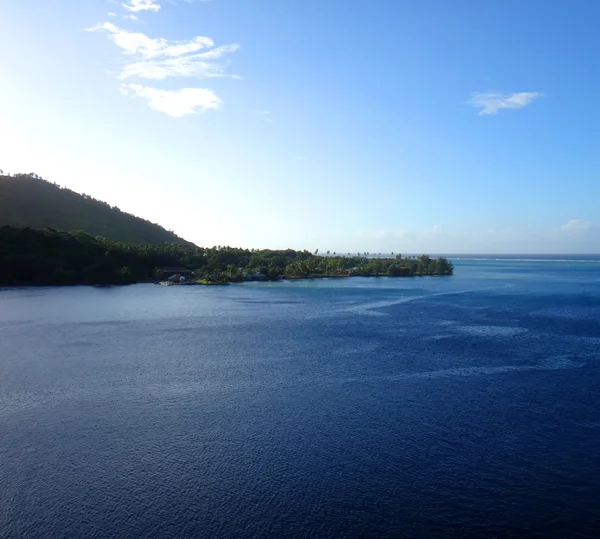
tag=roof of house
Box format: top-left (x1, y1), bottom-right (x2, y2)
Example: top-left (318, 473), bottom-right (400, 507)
top-left (161, 267), bottom-right (194, 274)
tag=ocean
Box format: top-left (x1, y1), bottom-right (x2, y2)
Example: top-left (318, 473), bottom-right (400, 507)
top-left (1, 258), bottom-right (600, 538)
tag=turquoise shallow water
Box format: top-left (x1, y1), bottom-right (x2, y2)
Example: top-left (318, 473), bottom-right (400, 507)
top-left (1, 259), bottom-right (600, 538)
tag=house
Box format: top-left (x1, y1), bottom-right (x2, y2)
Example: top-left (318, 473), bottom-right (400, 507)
top-left (157, 267), bottom-right (196, 283)
top-left (160, 267), bottom-right (195, 276)
top-left (243, 272), bottom-right (266, 281)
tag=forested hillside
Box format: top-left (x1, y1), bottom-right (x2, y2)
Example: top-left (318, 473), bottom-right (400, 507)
top-left (0, 173), bottom-right (191, 246)
top-left (0, 226), bottom-right (453, 286)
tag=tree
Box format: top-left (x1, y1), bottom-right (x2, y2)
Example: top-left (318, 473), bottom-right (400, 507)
top-left (387, 264), bottom-right (403, 277)
top-left (0, 225), bottom-right (453, 286)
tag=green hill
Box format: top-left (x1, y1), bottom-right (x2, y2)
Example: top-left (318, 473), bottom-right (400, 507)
top-left (0, 226), bottom-right (453, 286)
top-left (0, 173), bottom-right (192, 246)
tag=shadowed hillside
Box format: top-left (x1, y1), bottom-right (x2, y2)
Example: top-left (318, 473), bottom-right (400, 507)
top-left (0, 226), bottom-right (453, 286)
top-left (0, 173), bottom-right (192, 246)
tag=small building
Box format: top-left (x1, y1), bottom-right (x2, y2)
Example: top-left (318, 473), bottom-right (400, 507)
top-left (243, 272), bottom-right (266, 281)
top-left (157, 267), bottom-right (195, 283)
top-left (161, 267), bottom-right (195, 276)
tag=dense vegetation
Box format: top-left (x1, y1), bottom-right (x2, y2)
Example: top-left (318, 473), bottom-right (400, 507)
top-left (0, 173), bottom-right (191, 246)
top-left (0, 226), bottom-right (453, 286)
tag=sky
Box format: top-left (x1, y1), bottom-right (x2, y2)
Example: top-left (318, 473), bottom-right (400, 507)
top-left (0, 0), bottom-right (598, 253)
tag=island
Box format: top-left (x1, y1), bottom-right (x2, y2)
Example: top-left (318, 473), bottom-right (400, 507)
top-left (0, 226), bottom-right (453, 287)
top-left (0, 173), bottom-right (453, 287)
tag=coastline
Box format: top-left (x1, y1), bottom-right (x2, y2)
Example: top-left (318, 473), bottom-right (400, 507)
top-left (0, 273), bottom-right (454, 289)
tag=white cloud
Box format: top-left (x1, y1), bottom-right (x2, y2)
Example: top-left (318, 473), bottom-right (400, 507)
top-left (122, 84), bottom-right (221, 117)
top-left (468, 92), bottom-right (543, 115)
top-left (125, 0), bottom-right (210, 10)
top-left (124, 14), bottom-right (138, 21)
top-left (88, 6), bottom-right (239, 117)
top-left (108, 12), bottom-right (117, 17)
top-left (252, 110), bottom-right (270, 115)
top-left (122, 0), bottom-right (161, 12)
top-left (87, 23), bottom-right (215, 59)
top-left (560, 219), bottom-right (596, 234)
top-left (119, 46), bottom-right (240, 80)
top-left (87, 23), bottom-right (238, 80)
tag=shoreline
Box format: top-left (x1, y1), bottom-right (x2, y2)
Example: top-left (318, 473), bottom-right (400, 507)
top-left (0, 273), bottom-right (453, 289)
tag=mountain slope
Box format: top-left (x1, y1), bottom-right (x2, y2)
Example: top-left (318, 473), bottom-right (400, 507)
top-left (0, 173), bottom-right (192, 245)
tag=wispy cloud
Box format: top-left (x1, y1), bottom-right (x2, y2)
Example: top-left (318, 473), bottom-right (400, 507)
top-left (120, 46), bottom-right (239, 80)
top-left (87, 23), bottom-right (215, 58)
top-left (123, 0), bottom-right (210, 11)
top-left (122, 0), bottom-right (161, 12)
top-left (468, 92), bottom-right (543, 116)
top-left (252, 110), bottom-right (270, 116)
top-left (88, 5), bottom-right (240, 117)
top-left (560, 219), bottom-right (597, 234)
top-left (124, 14), bottom-right (138, 21)
top-left (87, 23), bottom-right (238, 81)
top-left (122, 84), bottom-right (221, 117)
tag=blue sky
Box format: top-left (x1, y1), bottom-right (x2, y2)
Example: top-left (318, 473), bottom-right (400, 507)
top-left (1, 0), bottom-right (598, 253)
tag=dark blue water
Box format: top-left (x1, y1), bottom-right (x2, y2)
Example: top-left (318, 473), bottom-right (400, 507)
top-left (2, 259), bottom-right (600, 538)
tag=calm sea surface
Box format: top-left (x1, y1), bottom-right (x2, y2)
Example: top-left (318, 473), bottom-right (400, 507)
top-left (2, 259), bottom-right (600, 538)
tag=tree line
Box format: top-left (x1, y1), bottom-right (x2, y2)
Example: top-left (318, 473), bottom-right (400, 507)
top-left (0, 226), bottom-right (453, 286)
